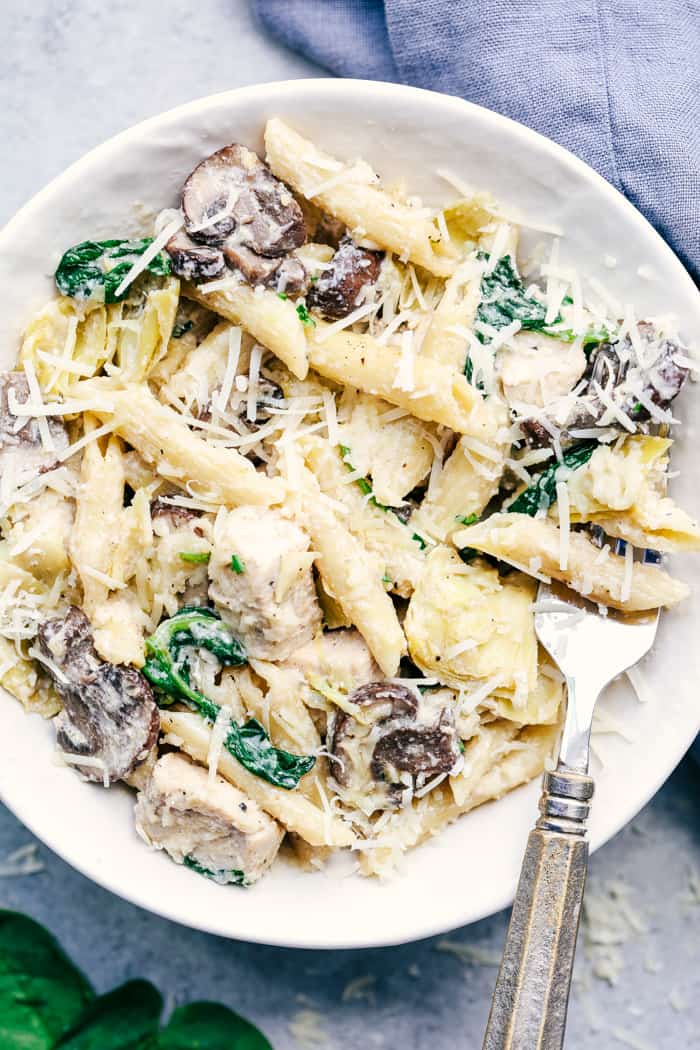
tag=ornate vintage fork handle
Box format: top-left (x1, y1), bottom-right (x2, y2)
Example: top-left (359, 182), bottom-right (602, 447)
top-left (482, 768), bottom-right (595, 1050)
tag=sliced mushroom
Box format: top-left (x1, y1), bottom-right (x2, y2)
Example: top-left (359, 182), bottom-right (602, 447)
top-left (307, 237), bottom-right (383, 320)
top-left (327, 681), bottom-right (461, 814)
top-left (166, 230), bottom-right (225, 282)
top-left (182, 144), bottom-right (306, 256)
top-left (135, 752), bottom-right (283, 885)
top-left (37, 607), bottom-right (159, 785)
top-left (231, 374), bottom-right (285, 430)
top-left (223, 243), bottom-right (308, 296)
top-left (149, 497), bottom-right (203, 528)
top-left (0, 373), bottom-right (69, 482)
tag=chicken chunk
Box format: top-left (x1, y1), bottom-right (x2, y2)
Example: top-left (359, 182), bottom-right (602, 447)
top-left (135, 752), bottom-right (283, 885)
top-left (208, 507), bottom-right (322, 660)
top-left (286, 628), bottom-right (381, 694)
top-left (498, 333), bottom-right (587, 409)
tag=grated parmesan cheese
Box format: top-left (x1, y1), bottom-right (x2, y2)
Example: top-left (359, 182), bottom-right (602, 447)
top-left (113, 214), bottom-right (184, 298)
top-left (0, 843), bottom-right (45, 877)
top-left (212, 326), bottom-right (242, 414)
top-left (22, 360), bottom-right (54, 453)
top-left (245, 344), bottom-right (263, 424)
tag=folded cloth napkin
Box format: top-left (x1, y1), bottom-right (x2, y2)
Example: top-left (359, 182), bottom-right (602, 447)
top-left (253, 0), bottom-right (699, 280)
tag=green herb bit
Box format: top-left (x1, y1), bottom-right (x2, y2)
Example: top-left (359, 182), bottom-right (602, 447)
top-left (476, 253), bottom-right (554, 340)
top-left (382, 574), bottom-right (393, 585)
top-left (277, 291), bottom-right (288, 300)
top-left (172, 319), bottom-right (194, 338)
top-left (507, 440), bottom-right (598, 517)
top-left (296, 302), bottom-right (317, 327)
top-left (142, 608), bottom-right (315, 789)
top-left (339, 445), bottom-right (425, 549)
top-left (184, 855), bottom-right (247, 886)
top-left (178, 551), bottom-right (211, 564)
top-left (55, 237), bottom-right (171, 303)
top-left (456, 513), bottom-right (479, 526)
top-left (230, 554), bottom-right (245, 574)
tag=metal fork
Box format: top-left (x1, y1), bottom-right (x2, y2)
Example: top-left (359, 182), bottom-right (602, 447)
top-left (483, 550), bottom-right (659, 1050)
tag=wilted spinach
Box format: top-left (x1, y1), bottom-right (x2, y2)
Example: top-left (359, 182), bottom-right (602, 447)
top-left (184, 855), bottom-right (247, 887)
top-left (507, 440), bottom-right (598, 516)
top-left (143, 608), bottom-right (315, 790)
top-left (55, 238), bottom-right (171, 304)
top-left (0, 910), bottom-right (273, 1049)
top-left (476, 253), bottom-right (553, 337)
top-left (465, 254), bottom-right (607, 383)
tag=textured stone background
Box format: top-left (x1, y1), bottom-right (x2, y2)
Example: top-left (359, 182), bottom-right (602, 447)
top-left (2, 2), bottom-right (699, 1046)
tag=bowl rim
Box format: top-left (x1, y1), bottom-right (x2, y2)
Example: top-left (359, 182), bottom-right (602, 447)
top-left (1, 77), bottom-right (698, 949)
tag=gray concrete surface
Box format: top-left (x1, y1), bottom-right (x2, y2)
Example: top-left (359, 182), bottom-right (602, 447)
top-left (2, 2), bottom-right (699, 1046)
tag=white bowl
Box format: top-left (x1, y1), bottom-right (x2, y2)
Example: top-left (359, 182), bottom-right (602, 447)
top-left (0, 79), bottom-right (698, 949)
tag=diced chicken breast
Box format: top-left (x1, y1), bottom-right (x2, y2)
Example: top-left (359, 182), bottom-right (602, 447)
top-left (287, 628), bottom-right (381, 694)
top-left (135, 752), bottom-right (284, 885)
top-left (208, 506), bottom-right (321, 660)
top-left (498, 333), bottom-right (586, 409)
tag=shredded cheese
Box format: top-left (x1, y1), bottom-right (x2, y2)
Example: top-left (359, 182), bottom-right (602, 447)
top-left (113, 214), bottom-right (184, 299)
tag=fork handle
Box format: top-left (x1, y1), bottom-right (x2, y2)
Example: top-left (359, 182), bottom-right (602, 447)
top-left (482, 769), bottom-right (595, 1050)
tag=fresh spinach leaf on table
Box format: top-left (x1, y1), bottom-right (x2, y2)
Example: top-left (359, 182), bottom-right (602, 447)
top-left (158, 1002), bottom-right (272, 1049)
top-left (0, 911), bottom-right (94, 1049)
top-left (55, 980), bottom-right (162, 1049)
top-left (0, 911), bottom-right (273, 1049)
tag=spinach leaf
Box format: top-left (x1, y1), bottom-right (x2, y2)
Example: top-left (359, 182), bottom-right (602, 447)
top-left (0, 911), bottom-right (273, 1050)
top-left (338, 445), bottom-right (426, 549)
top-left (0, 910), bottom-right (94, 1049)
top-left (143, 609), bottom-right (315, 790)
top-left (55, 239), bottom-right (171, 304)
top-left (183, 855), bottom-right (247, 887)
top-left (467, 254), bottom-right (608, 383)
top-left (158, 1003), bottom-right (273, 1050)
top-left (507, 441), bottom-right (598, 516)
top-left (476, 254), bottom-right (551, 336)
top-left (55, 981), bottom-right (162, 1049)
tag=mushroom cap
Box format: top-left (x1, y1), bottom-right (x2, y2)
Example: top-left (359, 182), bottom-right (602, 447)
top-left (38, 607), bottom-right (159, 785)
top-left (182, 143), bottom-right (306, 257)
top-left (307, 237), bottom-right (383, 320)
top-left (223, 243), bottom-right (309, 297)
top-left (328, 681), bottom-right (461, 813)
top-left (166, 230), bottom-right (225, 282)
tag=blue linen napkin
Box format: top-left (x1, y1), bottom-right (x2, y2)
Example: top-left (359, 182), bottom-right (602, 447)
top-left (253, 0), bottom-right (699, 280)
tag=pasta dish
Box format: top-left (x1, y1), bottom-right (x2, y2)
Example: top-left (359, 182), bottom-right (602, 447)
top-left (0, 120), bottom-right (696, 885)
